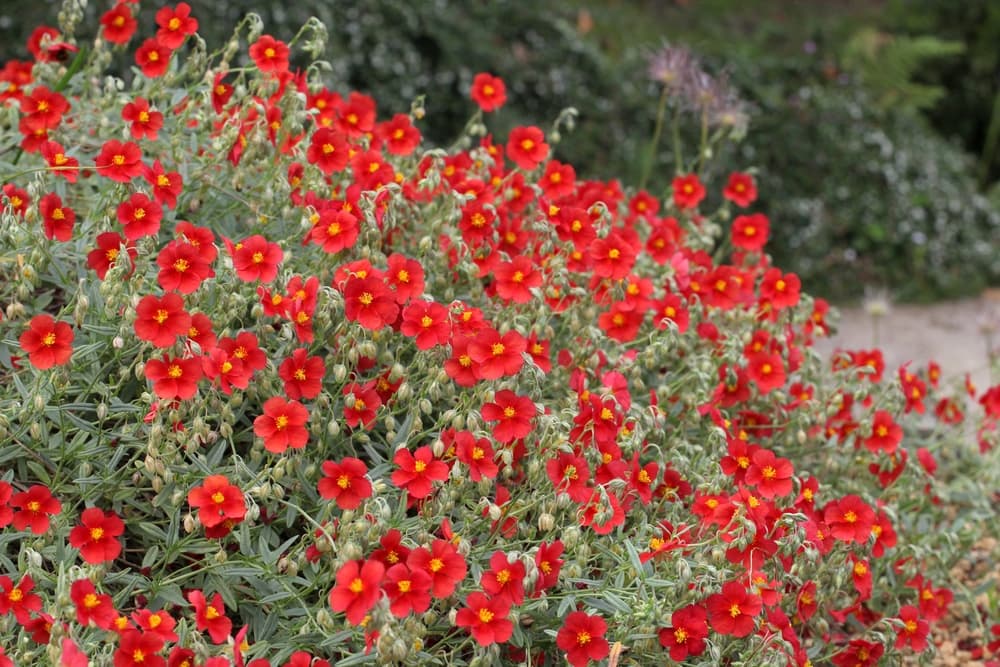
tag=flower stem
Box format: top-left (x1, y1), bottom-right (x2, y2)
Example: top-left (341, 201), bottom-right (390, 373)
top-left (639, 88), bottom-right (669, 191)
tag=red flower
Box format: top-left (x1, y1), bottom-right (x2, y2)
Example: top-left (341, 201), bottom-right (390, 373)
top-left (41, 141), bottom-right (79, 182)
top-left (134, 293), bottom-right (191, 348)
top-left (2, 184), bottom-right (30, 217)
top-left (468, 328), bottom-right (526, 380)
top-left (187, 312), bottom-right (217, 353)
top-left (329, 559), bottom-right (385, 625)
top-left (70, 579), bottom-right (117, 630)
top-left (114, 629), bottom-right (166, 667)
top-left (100, 4), bottom-right (138, 44)
top-left (546, 451), bottom-right (592, 502)
top-left (69, 508), bottom-right (125, 564)
top-left (540, 159), bottom-right (576, 198)
top-left (377, 113), bottom-right (421, 155)
top-left (506, 126), bottom-right (548, 171)
top-left (248, 35), bottom-right (289, 73)
top-left (188, 590), bottom-right (231, 644)
top-left (723, 171), bottom-right (757, 207)
top-left (533, 540), bottom-right (564, 595)
top-left (145, 354), bottom-right (202, 400)
top-left (658, 604), bottom-right (709, 661)
top-left (731, 213), bottom-right (769, 252)
top-left (254, 396), bottom-right (309, 453)
top-left (201, 348), bottom-right (249, 395)
top-left (117, 192), bottom-right (163, 240)
top-left (823, 494), bottom-right (875, 544)
top-left (743, 448), bottom-right (794, 498)
top-left (156, 240), bottom-right (214, 293)
top-left (228, 235), bottom-right (282, 282)
top-left (39, 192), bottom-right (75, 241)
top-left (306, 127), bottom-right (350, 174)
top-left (386, 253), bottom-right (426, 303)
top-left (0, 575), bottom-right (42, 623)
top-left (391, 446), bottom-right (449, 499)
top-left (219, 331), bottom-right (266, 372)
top-left (481, 390), bottom-right (536, 443)
top-left (455, 593), bottom-right (513, 646)
top-left (408, 539), bottom-right (467, 599)
top-left (493, 255), bottom-right (542, 304)
top-left (278, 348), bottom-right (325, 399)
top-left (384, 563), bottom-right (432, 618)
top-left (832, 640), bottom-right (884, 667)
top-left (20, 85), bottom-right (68, 127)
top-left (155, 3), bottom-right (198, 49)
top-left (318, 457), bottom-right (372, 510)
top-left (589, 231), bottom-right (638, 280)
top-left (95, 140), bottom-right (144, 183)
top-left (706, 581), bottom-right (763, 637)
top-left (470, 72), bottom-right (507, 112)
top-left (135, 38), bottom-right (173, 78)
top-left (556, 611), bottom-right (610, 667)
top-left (132, 609), bottom-right (178, 643)
top-left (145, 160), bottom-right (183, 208)
top-left (122, 97), bottom-right (164, 140)
top-left (481, 551), bottom-right (526, 606)
top-left (342, 381), bottom-right (382, 430)
top-left (862, 410), bottom-right (903, 454)
top-left (188, 475), bottom-right (246, 531)
top-left (851, 556), bottom-right (873, 601)
top-left (796, 581), bottom-right (817, 622)
top-left (452, 430), bottom-right (498, 481)
top-left (343, 275), bottom-right (399, 330)
top-left (308, 208), bottom-right (359, 254)
top-left (11, 484), bottom-right (61, 533)
top-left (672, 173), bottom-right (706, 210)
top-left (746, 351), bottom-right (786, 394)
top-left (20, 314), bottom-right (73, 369)
top-left (759, 268), bottom-right (801, 310)
top-left (400, 301), bottom-right (451, 349)
top-left (336, 92), bottom-right (376, 138)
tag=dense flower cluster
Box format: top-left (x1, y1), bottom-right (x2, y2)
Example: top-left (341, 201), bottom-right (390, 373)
top-left (0, 4), bottom-right (998, 667)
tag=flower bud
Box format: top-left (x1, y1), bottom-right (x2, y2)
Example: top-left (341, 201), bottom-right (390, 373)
top-left (538, 512), bottom-right (555, 532)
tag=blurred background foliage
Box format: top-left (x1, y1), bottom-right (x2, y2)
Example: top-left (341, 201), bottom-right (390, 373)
top-left (1, 0), bottom-right (998, 303)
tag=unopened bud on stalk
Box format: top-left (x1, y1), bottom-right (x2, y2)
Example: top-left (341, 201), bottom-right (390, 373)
top-left (538, 512), bottom-right (555, 531)
top-left (396, 382), bottom-right (411, 402)
top-left (183, 513), bottom-right (197, 533)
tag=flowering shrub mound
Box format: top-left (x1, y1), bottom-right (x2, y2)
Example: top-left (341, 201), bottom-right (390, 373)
top-left (1, 4), bottom-right (1000, 667)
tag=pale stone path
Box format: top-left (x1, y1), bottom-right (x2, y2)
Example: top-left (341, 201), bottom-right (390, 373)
top-left (813, 292), bottom-right (1000, 394)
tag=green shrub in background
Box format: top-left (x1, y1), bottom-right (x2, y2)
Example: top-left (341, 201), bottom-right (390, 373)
top-left (2, 0), bottom-right (998, 303)
top-left (734, 79), bottom-right (1000, 303)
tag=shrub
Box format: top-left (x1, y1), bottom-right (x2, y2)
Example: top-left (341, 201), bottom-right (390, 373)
top-left (0, 4), bottom-right (999, 666)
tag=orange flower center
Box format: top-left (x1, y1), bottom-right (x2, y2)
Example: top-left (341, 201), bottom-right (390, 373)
top-left (729, 603), bottom-right (742, 618)
top-left (413, 460), bottom-right (427, 473)
top-left (167, 364), bottom-right (183, 378)
top-left (348, 578), bottom-right (364, 594)
top-left (274, 415), bottom-right (289, 430)
top-left (41, 332), bottom-right (57, 346)
top-left (90, 527), bottom-right (104, 541)
top-left (358, 292), bottom-right (374, 306)
top-left (477, 608), bottom-right (494, 623)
